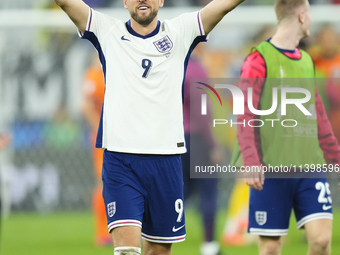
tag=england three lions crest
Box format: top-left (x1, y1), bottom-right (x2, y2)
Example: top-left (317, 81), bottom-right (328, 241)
top-left (255, 211), bottom-right (267, 226)
top-left (107, 202), bottom-right (116, 217)
top-left (153, 35), bottom-right (173, 53)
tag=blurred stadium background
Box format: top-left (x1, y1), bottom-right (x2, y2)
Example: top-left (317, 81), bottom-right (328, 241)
top-left (1, 0), bottom-right (340, 254)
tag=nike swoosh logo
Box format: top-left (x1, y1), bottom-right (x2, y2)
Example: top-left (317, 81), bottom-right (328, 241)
top-left (172, 225), bottom-right (185, 232)
top-left (323, 204), bottom-right (332, 210)
top-left (121, 35), bottom-right (130, 41)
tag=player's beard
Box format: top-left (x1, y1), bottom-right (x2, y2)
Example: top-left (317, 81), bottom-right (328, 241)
top-left (130, 8), bottom-right (158, 27)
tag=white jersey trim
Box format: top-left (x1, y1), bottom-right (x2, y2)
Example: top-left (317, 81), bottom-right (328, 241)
top-left (197, 10), bottom-right (205, 36)
top-left (77, 7), bottom-right (92, 38)
top-left (86, 8), bottom-right (93, 31)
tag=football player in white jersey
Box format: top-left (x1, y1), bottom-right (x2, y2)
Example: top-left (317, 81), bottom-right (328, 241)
top-left (54, 0), bottom-right (245, 254)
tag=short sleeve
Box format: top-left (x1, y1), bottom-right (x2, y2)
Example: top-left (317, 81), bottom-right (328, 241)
top-left (78, 8), bottom-right (120, 41)
top-left (168, 11), bottom-right (207, 47)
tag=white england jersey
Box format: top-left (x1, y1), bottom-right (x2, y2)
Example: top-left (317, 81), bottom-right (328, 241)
top-left (80, 8), bottom-right (206, 154)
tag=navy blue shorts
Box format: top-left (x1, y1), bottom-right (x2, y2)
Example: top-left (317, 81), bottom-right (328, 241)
top-left (102, 151), bottom-right (186, 243)
top-left (248, 176), bottom-right (333, 236)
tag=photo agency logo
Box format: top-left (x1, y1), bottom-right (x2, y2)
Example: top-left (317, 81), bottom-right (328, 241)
top-left (196, 79), bottom-right (316, 128)
top-left (196, 82), bottom-right (223, 114)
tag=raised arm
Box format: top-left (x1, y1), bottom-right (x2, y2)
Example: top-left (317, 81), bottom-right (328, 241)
top-left (54, 0), bottom-right (89, 34)
top-left (200, 0), bottom-right (245, 35)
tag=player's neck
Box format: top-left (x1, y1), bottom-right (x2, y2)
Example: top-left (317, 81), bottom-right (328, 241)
top-left (129, 17), bottom-right (159, 36)
top-left (270, 22), bottom-right (302, 51)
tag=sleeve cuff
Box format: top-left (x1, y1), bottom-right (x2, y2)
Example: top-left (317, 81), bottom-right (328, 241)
top-left (78, 7), bottom-right (93, 38)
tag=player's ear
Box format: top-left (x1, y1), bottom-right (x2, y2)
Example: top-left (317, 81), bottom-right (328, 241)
top-left (159, 0), bottom-right (164, 8)
top-left (123, 0), bottom-right (128, 9)
top-left (298, 10), bottom-right (305, 24)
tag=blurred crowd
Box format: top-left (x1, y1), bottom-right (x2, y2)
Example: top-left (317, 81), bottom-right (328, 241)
top-left (2, 0), bottom-right (340, 9)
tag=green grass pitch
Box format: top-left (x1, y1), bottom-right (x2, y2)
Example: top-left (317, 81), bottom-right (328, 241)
top-left (1, 208), bottom-right (340, 254)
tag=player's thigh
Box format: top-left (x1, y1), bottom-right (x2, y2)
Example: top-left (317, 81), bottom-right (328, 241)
top-left (143, 240), bottom-right (172, 255)
top-left (258, 236), bottom-right (282, 255)
top-left (111, 226), bottom-right (142, 247)
top-left (304, 219), bottom-right (332, 249)
top-left (248, 178), bottom-right (294, 236)
top-left (293, 177), bottom-right (333, 229)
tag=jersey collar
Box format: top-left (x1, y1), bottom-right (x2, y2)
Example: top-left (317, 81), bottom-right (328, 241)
top-left (267, 38), bottom-right (296, 53)
top-left (126, 20), bottom-right (161, 39)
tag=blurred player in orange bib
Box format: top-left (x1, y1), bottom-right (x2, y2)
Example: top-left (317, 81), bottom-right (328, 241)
top-left (311, 25), bottom-right (340, 145)
top-left (81, 53), bottom-right (111, 246)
